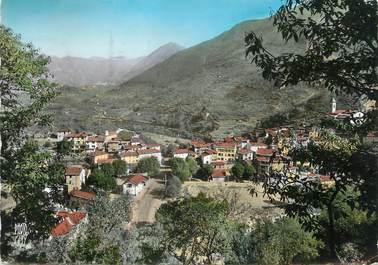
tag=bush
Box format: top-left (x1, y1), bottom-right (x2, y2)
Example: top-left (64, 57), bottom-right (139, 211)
top-left (136, 157), bottom-right (160, 177)
top-left (165, 175), bottom-right (182, 198)
top-left (246, 217), bottom-right (321, 265)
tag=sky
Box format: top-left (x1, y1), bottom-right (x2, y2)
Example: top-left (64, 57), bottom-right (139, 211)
top-left (2, 0), bottom-right (282, 58)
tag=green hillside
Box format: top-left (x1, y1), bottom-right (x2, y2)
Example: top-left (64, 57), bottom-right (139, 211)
top-left (50, 18), bottom-right (331, 138)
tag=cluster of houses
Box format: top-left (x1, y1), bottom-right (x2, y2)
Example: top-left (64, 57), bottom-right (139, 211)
top-left (50, 98), bottom-right (373, 237)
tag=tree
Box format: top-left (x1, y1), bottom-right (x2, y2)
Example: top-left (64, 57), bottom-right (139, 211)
top-left (162, 143), bottom-right (176, 157)
top-left (231, 161), bottom-right (245, 181)
top-left (156, 193), bottom-right (237, 265)
top-left (169, 157), bottom-right (191, 182)
top-left (124, 224), bottom-right (167, 264)
top-left (112, 159), bottom-right (128, 176)
top-left (136, 157), bottom-right (160, 177)
top-left (197, 164), bottom-right (213, 181)
top-left (165, 175), bottom-right (182, 198)
top-left (247, 217), bottom-right (321, 265)
top-left (245, 0), bottom-right (377, 259)
top-left (101, 163), bottom-right (115, 178)
top-left (56, 139), bottom-right (72, 156)
top-left (186, 157), bottom-right (199, 176)
top-left (118, 130), bottom-right (133, 141)
top-left (262, 131), bottom-right (364, 257)
top-left (245, 0), bottom-right (377, 113)
top-left (0, 26), bottom-right (61, 248)
top-left (243, 163), bottom-right (256, 179)
top-left (69, 194), bottom-right (131, 264)
top-left (87, 168), bottom-right (116, 192)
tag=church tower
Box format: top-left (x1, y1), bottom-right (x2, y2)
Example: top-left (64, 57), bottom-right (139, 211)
top-left (331, 97), bottom-right (337, 113)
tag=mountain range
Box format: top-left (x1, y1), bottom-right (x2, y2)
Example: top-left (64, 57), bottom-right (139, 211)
top-left (49, 18), bottom-right (331, 138)
top-left (48, 42), bottom-right (183, 86)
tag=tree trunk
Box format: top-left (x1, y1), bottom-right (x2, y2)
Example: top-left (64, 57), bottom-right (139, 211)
top-left (327, 203), bottom-right (337, 259)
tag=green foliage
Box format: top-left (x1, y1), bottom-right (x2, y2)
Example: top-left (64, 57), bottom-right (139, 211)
top-left (162, 143), bottom-right (176, 157)
top-left (56, 139), bottom-right (72, 155)
top-left (124, 224), bottom-right (167, 264)
top-left (197, 164), bottom-right (213, 181)
top-left (243, 163), bottom-right (255, 179)
top-left (248, 218), bottom-right (321, 265)
top-left (0, 26), bottom-right (57, 153)
top-left (231, 161), bottom-right (245, 181)
top-left (317, 187), bottom-right (377, 256)
top-left (156, 193), bottom-right (237, 265)
top-left (165, 175), bottom-right (182, 198)
top-left (0, 26), bottom-right (61, 250)
top-left (186, 157), bottom-right (199, 176)
top-left (112, 159), bottom-right (128, 176)
top-left (4, 141), bottom-right (64, 241)
top-left (68, 195), bottom-right (131, 264)
top-left (169, 157), bottom-right (191, 182)
top-left (136, 157), bottom-right (160, 177)
top-left (87, 168), bottom-right (116, 192)
top-left (118, 130), bottom-right (133, 141)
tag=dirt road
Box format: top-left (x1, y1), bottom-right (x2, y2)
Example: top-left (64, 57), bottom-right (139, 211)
top-left (131, 178), bottom-right (165, 224)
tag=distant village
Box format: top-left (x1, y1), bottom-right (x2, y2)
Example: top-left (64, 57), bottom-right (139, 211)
top-left (44, 98), bottom-right (375, 238)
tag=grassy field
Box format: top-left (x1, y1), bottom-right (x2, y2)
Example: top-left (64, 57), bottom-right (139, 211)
top-left (182, 181), bottom-right (284, 224)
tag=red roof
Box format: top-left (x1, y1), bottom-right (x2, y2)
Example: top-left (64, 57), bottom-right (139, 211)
top-left (320, 175), bottom-right (331, 182)
top-left (214, 141), bottom-right (235, 148)
top-left (70, 190), bottom-right (95, 200)
top-left (256, 148), bottom-right (276, 156)
top-left (127, 175), bottom-right (148, 185)
top-left (256, 157), bottom-right (270, 162)
top-left (137, 149), bottom-right (160, 155)
top-left (51, 211), bottom-right (86, 237)
top-left (238, 148), bottom-right (252, 155)
top-left (65, 166), bottom-right (84, 176)
top-left (122, 150), bottom-right (138, 157)
top-left (191, 140), bottom-right (208, 148)
top-left (201, 149), bottom-right (217, 156)
top-left (329, 109), bottom-right (349, 115)
top-left (211, 161), bottom-right (225, 166)
top-left (212, 169), bottom-right (227, 178)
top-left (86, 135), bottom-right (105, 142)
top-left (92, 150), bottom-right (108, 156)
top-left (73, 131), bottom-right (88, 138)
top-left (174, 148), bottom-right (190, 154)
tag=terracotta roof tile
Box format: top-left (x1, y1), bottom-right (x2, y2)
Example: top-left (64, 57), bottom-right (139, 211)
top-left (212, 169), bottom-right (227, 178)
top-left (65, 166), bottom-right (84, 176)
top-left (70, 190), bottom-right (95, 200)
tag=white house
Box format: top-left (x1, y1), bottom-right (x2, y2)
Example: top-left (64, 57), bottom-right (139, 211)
top-left (237, 148), bottom-right (254, 161)
top-left (57, 128), bottom-right (72, 142)
top-left (137, 149), bottom-right (162, 165)
top-left (122, 175), bottom-right (148, 196)
top-left (173, 148), bottom-right (190, 159)
top-left (200, 149), bottom-right (217, 165)
top-left (85, 135), bottom-right (105, 152)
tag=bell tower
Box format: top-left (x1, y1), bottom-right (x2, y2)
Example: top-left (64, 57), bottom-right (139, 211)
top-left (331, 97), bottom-right (337, 113)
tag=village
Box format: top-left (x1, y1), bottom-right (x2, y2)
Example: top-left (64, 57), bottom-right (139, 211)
top-left (40, 97), bottom-right (374, 238)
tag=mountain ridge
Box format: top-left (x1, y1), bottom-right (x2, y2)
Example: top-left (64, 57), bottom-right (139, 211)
top-left (50, 18), bottom-right (330, 138)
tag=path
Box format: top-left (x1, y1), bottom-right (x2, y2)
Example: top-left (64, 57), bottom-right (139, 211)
top-left (131, 178), bottom-right (165, 224)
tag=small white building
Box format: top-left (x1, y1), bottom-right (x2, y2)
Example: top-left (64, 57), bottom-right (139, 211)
top-left (173, 148), bottom-right (190, 160)
top-left (137, 149), bottom-right (162, 165)
top-left (211, 169), bottom-right (227, 183)
top-left (57, 128), bottom-right (72, 142)
top-left (122, 175), bottom-right (148, 196)
top-left (237, 148), bottom-right (254, 161)
top-left (85, 135), bottom-right (105, 152)
top-left (200, 149), bottom-right (217, 165)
